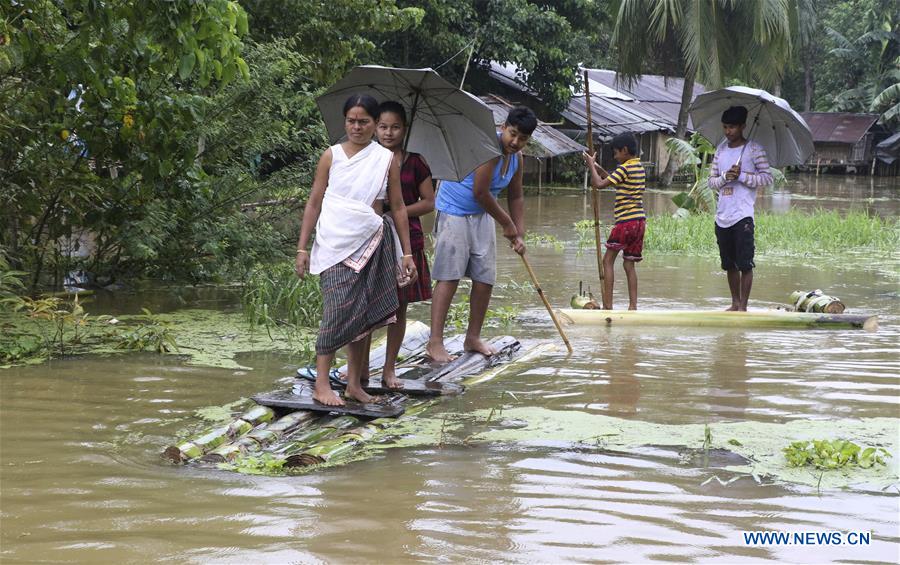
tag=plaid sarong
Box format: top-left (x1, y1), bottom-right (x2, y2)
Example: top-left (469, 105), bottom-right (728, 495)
top-left (316, 219), bottom-right (400, 355)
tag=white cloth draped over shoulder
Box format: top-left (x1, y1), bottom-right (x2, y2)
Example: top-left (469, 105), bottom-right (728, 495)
top-left (309, 142), bottom-right (394, 275)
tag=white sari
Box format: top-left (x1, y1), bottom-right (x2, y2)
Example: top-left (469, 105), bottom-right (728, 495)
top-left (309, 142), bottom-right (396, 275)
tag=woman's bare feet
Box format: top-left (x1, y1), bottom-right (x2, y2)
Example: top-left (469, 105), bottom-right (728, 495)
top-left (463, 336), bottom-right (496, 357)
top-left (313, 382), bottom-right (345, 406)
top-left (344, 384), bottom-right (377, 404)
top-left (381, 367), bottom-right (404, 389)
top-left (426, 340), bottom-right (455, 364)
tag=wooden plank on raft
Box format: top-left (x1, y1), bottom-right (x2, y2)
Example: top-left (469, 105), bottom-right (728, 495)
top-left (295, 370), bottom-right (465, 396)
top-left (252, 387), bottom-right (406, 419)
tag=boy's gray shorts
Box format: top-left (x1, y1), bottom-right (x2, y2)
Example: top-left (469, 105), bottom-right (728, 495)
top-left (431, 211), bottom-right (496, 285)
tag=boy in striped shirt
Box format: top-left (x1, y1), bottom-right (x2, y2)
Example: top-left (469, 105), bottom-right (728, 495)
top-left (583, 133), bottom-right (646, 310)
top-left (708, 105), bottom-right (773, 311)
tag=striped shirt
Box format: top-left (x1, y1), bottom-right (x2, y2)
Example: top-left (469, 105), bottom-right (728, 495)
top-left (607, 158), bottom-right (646, 223)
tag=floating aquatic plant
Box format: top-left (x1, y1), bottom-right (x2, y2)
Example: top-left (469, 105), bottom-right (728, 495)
top-left (783, 439), bottom-right (891, 470)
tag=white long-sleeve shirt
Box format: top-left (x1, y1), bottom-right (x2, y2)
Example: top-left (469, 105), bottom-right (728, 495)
top-left (708, 140), bottom-right (773, 228)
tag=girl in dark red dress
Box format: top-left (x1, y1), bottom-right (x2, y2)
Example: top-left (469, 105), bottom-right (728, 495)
top-left (376, 101), bottom-right (435, 386)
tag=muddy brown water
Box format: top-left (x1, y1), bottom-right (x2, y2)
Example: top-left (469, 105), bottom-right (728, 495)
top-left (2, 174), bottom-right (898, 563)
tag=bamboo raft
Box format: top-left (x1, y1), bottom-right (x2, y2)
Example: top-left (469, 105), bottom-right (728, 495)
top-left (164, 322), bottom-right (549, 470)
top-left (556, 308), bottom-right (878, 330)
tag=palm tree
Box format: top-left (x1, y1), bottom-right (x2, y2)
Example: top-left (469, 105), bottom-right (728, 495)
top-left (610, 0), bottom-right (795, 186)
top-left (825, 10), bottom-right (900, 126)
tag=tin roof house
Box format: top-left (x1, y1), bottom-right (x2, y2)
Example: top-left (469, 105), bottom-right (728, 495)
top-left (488, 63), bottom-right (706, 179)
top-left (799, 112), bottom-right (883, 170)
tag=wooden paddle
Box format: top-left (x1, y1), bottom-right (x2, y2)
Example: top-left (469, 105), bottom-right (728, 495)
top-left (584, 70), bottom-right (604, 281)
top-left (520, 254), bottom-right (573, 354)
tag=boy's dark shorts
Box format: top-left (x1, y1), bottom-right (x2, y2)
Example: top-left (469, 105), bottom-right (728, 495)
top-left (605, 218), bottom-right (645, 262)
top-left (715, 217), bottom-right (755, 271)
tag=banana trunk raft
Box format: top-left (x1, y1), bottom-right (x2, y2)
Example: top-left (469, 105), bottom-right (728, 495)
top-left (163, 322), bottom-right (550, 472)
top-left (557, 308), bottom-right (878, 330)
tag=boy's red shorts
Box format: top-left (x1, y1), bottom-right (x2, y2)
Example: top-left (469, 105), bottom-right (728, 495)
top-left (605, 218), bottom-right (645, 261)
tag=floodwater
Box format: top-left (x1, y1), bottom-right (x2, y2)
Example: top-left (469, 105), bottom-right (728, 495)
top-left (2, 174), bottom-right (898, 563)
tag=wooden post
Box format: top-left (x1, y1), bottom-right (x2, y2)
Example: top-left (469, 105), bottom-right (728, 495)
top-left (584, 70), bottom-right (604, 282)
top-left (538, 158), bottom-right (543, 195)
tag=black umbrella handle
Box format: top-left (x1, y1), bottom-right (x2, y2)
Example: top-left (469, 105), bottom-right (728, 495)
top-left (403, 90), bottom-right (421, 152)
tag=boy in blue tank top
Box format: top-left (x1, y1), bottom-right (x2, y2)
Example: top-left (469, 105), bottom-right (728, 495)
top-left (427, 107), bottom-right (537, 363)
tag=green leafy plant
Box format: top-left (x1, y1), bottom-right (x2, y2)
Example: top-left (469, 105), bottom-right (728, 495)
top-left (783, 439), bottom-right (891, 470)
top-left (445, 294), bottom-right (520, 331)
top-left (242, 263), bottom-right (323, 335)
top-left (219, 453), bottom-right (286, 475)
top-left (113, 308), bottom-right (179, 353)
top-left (524, 232), bottom-right (564, 251)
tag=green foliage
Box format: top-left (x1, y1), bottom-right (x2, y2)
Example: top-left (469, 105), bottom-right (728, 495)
top-left (0, 250), bottom-right (26, 310)
top-left (782, 0), bottom-right (899, 117)
top-left (445, 294), bottom-right (519, 331)
top-left (219, 452), bottom-right (286, 475)
top-left (575, 210), bottom-right (900, 256)
top-left (113, 308), bottom-right (179, 353)
top-left (524, 232), bottom-right (564, 251)
top-left (377, 0), bottom-right (609, 111)
top-left (784, 439), bottom-right (891, 470)
top-left (242, 263), bottom-right (323, 337)
top-left (666, 133), bottom-right (717, 214)
top-left (243, 0), bottom-right (424, 85)
top-left (2, 0), bottom-right (255, 286)
top-left (611, 0), bottom-right (795, 90)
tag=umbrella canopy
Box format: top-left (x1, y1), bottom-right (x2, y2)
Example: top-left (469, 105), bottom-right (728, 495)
top-left (317, 65), bottom-right (501, 181)
top-left (689, 86), bottom-right (814, 167)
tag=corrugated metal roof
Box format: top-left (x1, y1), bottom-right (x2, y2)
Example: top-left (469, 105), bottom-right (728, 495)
top-left (480, 95), bottom-right (586, 158)
top-left (487, 63), bottom-right (706, 140)
top-left (800, 112), bottom-right (879, 144)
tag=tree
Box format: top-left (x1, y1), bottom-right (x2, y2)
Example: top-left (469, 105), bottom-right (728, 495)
top-left (822, 3), bottom-right (899, 125)
top-left (1, 0), bottom-right (250, 286)
top-left (240, 0), bottom-right (425, 85)
top-left (376, 0), bottom-right (609, 111)
top-left (611, 0), bottom-right (795, 186)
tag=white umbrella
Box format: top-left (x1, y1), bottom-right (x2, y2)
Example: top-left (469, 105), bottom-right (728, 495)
top-left (688, 86), bottom-right (814, 167)
top-left (316, 65), bottom-right (501, 181)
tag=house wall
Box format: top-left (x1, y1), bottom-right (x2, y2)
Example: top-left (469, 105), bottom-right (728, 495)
top-left (809, 142), bottom-right (854, 163)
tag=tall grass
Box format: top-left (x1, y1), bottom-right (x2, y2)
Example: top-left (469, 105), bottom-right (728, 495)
top-left (609, 211), bottom-right (898, 257)
top-left (241, 263), bottom-right (323, 333)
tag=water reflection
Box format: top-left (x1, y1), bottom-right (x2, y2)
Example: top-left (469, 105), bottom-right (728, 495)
top-left (608, 334), bottom-right (641, 417)
top-left (707, 333), bottom-right (750, 420)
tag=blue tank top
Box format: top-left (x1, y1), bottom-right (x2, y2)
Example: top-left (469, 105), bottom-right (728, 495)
top-left (436, 152), bottom-right (520, 216)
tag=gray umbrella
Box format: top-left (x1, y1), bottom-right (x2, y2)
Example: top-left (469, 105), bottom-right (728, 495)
top-left (316, 65), bottom-right (501, 181)
top-left (689, 86), bottom-right (814, 167)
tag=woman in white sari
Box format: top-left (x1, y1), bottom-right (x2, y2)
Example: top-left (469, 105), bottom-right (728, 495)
top-left (295, 94), bottom-right (417, 406)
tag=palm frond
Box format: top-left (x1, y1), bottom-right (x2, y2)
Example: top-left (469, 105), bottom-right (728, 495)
top-left (880, 102), bottom-right (900, 124)
top-left (665, 136), bottom-right (700, 171)
top-left (871, 83), bottom-right (900, 112)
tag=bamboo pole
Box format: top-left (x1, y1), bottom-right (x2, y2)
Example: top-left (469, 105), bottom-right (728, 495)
top-left (520, 254), bottom-right (573, 353)
top-left (584, 70), bottom-right (604, 281)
